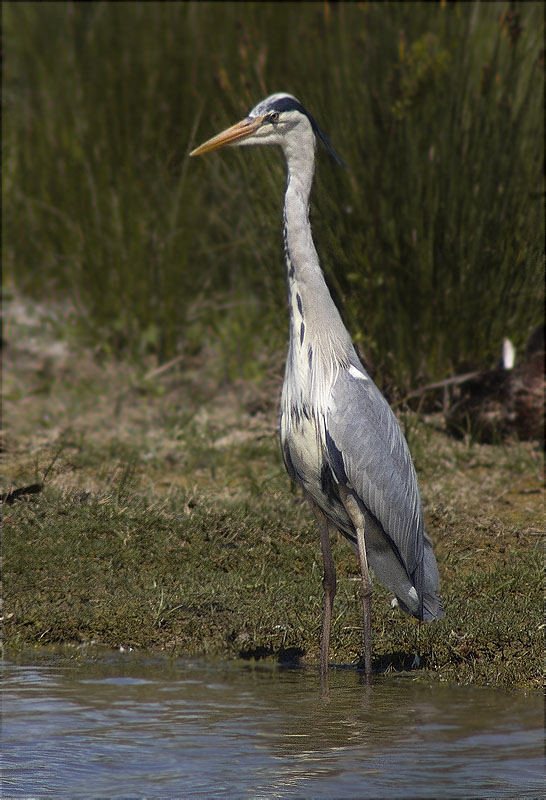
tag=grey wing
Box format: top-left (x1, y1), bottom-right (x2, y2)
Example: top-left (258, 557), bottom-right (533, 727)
top-left (325, 363), bottom-right (443, 621)
top-left (326, 365), bottom-right (424, 578)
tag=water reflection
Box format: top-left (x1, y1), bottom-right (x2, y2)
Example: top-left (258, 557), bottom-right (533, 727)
top-left (2, 647), bottom-right (544, 798)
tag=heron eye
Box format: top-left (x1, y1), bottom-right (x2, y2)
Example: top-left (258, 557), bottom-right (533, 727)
top-left (268, 111), bottom-right (280, 123)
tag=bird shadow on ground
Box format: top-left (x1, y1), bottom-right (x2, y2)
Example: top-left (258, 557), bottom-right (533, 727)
top-left (368, 651), bottom-right (425, 674)
top-left (238, 646), bottom-right (423, 674)
top-left (239, 646), bottom-right (306, 666)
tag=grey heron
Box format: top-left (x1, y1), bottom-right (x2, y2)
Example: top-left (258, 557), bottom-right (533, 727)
top-left (190, 93), bottom-right (443, 677)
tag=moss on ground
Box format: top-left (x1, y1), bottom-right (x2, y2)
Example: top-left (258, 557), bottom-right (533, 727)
top-left (2, 297), bottom-right (544, 691)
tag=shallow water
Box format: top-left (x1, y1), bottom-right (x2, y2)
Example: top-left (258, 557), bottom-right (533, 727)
top-left (2, 647), bottom-right (544, 798)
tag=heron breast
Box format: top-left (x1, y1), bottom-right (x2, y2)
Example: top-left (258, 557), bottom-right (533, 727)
top-left (281, 407), bottom-right (323, 484)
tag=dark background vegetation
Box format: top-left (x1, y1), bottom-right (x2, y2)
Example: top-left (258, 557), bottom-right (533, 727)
top-left (3, 1), bottom-right (544, 392)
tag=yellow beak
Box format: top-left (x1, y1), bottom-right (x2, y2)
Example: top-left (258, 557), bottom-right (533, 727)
top-left (190, 116), bottom-right (264, 157)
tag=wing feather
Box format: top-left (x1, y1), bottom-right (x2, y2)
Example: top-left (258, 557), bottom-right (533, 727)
top-left (326, 365), bottom-right (424, 577)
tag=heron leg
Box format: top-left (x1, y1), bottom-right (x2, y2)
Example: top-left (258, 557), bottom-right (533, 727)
top-left (339, 486), bottom-right (373, 677)
top-left (308, 500), bottom-right (337, 679)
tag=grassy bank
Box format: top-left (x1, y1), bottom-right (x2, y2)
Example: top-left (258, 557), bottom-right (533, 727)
top-left (3, 1), bottom-right (544, 693)
top-left (3, 296), bottom-right (544, 691)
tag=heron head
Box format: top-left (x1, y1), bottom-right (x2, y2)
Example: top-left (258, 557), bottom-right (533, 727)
top-left (190, 92), bottom-right (343, 165)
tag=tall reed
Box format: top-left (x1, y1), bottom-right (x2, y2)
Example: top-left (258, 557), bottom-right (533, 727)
top-left (4, 2), bottom-right (543, 388)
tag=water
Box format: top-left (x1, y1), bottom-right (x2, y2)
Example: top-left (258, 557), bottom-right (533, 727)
top-left (2, 647), bottom-right (544, 798)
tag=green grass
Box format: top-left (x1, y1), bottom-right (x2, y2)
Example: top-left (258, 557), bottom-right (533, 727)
top-left (3, 2), bottom-right (544, 389)
top-left (3, 297), bottom-right (544, 691)
top-left (4, 448), bottom-right (543, 690)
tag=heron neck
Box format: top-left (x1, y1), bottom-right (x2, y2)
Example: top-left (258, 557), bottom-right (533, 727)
top-left (283, 153), bottom-right (321, 286)
top-left (283, 151), bottom-right (352, 366)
